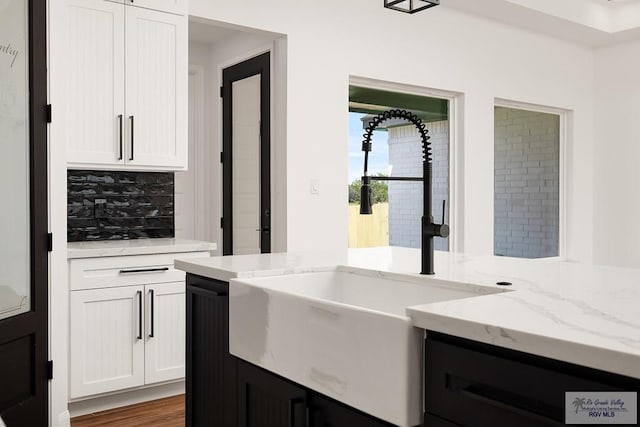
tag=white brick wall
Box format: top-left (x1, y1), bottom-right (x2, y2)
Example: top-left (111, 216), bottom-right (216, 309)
top-left (494, 107), bottom-right (559, 258)
top-left (387, 121), bottom-right (449, 250)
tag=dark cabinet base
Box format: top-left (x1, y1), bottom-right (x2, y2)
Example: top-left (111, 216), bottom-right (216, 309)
top-left (236, 359), bottom-right (394, 427)
top-left (186, 273), bottom-right (393, 427)
top-left (186, 274), bottom-right (237, 427)
top-left (237, 359), bottom-right (307, 427)
top-left (424, 332), bottom-right (640, 427)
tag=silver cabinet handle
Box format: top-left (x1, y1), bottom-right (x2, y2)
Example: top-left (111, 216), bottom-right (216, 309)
top-left (118, 114), bottom-right (124, 160)
top-left (119, 267), bottom-right (169, 275)
top-left (129, 115), bottom-right (134, 161)
top-left (136, 290), bottom-right (142, 340)
top-left (149, 289), bottom-right (155, 338)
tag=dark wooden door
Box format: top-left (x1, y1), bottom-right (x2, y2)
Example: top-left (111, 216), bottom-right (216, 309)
top-left (237, 359), bottom-right (307, 427)
top-left (0, 0), bottom-right (49, 425)
top-left (186, 274), bottom-right (237, 427)
top-left (221, 52), bottom-right (271, 255)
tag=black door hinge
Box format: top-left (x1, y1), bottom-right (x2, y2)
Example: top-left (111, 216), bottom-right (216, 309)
top-left (220, 217), bottom-right (224, 229)
top-left (45, 104), bottom-right (52, 123)
top-left (47, 233), bottom-right (53, 252)
top-left (220, 151), bottom-right (224, 164)
top-left (47, 360), bottom-right (53, 380)
top-left (220, 86), bottom-right (224, 98)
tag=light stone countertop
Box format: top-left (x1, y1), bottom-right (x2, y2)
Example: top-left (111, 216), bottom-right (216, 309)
top-left (175, 247), bottom-right (640, 380)
top-left (67, 238), bottom-right (217, 259)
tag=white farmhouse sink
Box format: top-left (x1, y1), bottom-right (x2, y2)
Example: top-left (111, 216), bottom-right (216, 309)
top-left (229, 267), bottom-right (505, 426)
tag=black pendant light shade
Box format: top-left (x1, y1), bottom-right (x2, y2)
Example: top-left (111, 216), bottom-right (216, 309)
top-left (384, 0), bottom-right (440, 13)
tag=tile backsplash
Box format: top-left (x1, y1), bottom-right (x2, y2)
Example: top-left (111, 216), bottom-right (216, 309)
top-left (67, 170), bottom-right (174, 242)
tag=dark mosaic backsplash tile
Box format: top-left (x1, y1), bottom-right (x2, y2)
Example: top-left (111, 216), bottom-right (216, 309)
top-left (67, 170), bottom-right (175, 242)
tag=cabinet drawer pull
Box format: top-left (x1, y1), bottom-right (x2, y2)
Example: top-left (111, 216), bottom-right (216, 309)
top-left (458, 384), bottom-right (560, 424)
top-left (149, 289), bottom-right (155, 338)
top-left (118, 114), bottom-right (124, 160)
top-left (188, 286), bottom-right (228, 298)
top-left (119, 267), bottom-right (169, 275)
top-left (136, 290), bottom-right (143, 340)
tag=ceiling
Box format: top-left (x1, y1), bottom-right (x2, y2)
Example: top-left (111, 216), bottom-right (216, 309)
top-left (442, 0), bottom-right (640, 47)
top-left (186, 1), bottom-right (640, 48)
top-left (188, 20), bottom-right (242, 45)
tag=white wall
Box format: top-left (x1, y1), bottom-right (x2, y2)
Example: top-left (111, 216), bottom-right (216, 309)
top-left (190, 0), bottom-right (596, 262)
top-left (594, 40), bottom-right (640, 268)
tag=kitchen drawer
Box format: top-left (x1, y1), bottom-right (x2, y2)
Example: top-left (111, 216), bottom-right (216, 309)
top-left (424, 334), bottom-right (637, 427)
top-left (69, 251), bottom-right (209, 290)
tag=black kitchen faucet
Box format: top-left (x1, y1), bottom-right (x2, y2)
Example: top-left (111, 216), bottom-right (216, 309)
top-left (359, 109), bottom-right (449, 275)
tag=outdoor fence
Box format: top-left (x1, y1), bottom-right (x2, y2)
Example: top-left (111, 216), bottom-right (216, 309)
top-left (348, 203), bottom-right (389, 247)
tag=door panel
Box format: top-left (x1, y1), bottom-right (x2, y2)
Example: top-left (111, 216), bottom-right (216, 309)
top-left (237, 360), bottom-right (307, 427)
top-left (70, 286), bottom-right (145, 398)
top-left (222, 52), bottom-right (271, 255)
top-left (231, 75), bottom-right (261, 254)
top-left (0, 0), bottom-right (48, 424)
top-left (65, 0), bottom-right (125, 165)
top-left (145, 282), bottom-right (186, 384)
top-left (125, 6), bottom-right (187, 168)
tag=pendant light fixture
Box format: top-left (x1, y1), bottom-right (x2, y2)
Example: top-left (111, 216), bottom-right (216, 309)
top-left (384, 0), bottom-right (440, 14)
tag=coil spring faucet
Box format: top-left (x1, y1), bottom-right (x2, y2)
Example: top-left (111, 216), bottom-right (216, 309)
top-left (359, 109), bottom-right (449, 275)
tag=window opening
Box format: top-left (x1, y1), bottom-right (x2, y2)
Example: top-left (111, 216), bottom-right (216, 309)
top-left (494, 106), bottom-right (560, 258)
top-left (348, 85), bottom-right (450, 251)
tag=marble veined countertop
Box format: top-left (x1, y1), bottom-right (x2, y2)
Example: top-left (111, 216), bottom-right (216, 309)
top-left (175, 247), bottom-right (640, 379)
top-left (67, 238), bottom-right (217, 259)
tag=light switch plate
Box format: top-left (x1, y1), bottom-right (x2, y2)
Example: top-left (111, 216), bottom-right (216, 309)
top-left (310, 179), bottom-right (320, 195)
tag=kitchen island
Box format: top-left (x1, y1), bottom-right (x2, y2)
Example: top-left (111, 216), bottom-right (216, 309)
top-left (176, 248), bottom-right (640, 426)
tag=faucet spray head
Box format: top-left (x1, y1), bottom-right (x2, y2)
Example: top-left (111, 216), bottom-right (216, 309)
top-left (360, 176), bottom-right (373, 215)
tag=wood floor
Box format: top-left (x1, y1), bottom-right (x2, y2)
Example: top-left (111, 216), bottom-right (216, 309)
top-left (70, 395), bottom-right (185, 427)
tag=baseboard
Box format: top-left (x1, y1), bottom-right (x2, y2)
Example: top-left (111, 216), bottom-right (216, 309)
top-left (68, 381), bottom-right (185, 418)
top-left (56, 410), bottom-right (71, 427)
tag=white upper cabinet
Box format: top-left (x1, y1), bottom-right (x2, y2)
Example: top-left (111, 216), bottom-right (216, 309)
top-left (66, 0), bottom-right (125, 166)
top-left (125, 7), bottom-right (187, 169)
top-left (65, 0), bottom-right (187, 171)
top-left (127, 0), bottom-right (188, 15)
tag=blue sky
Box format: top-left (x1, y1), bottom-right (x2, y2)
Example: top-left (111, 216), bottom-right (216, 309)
top-left (348, 112), bottom-right (389, 184)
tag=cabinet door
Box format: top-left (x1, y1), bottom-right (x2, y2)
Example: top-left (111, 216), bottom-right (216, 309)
top-left (308, 393), bottom-right (393, 427)
top-left (127, 0), bottom-right (188, 15)
top-left (237, 360), bottom-right (308, 427)
top-left (145, 281), bottom-right (186, 384)
top-left (186, 276), bottom-right (237, 427)
top-left (70, 286), bottom-right (145, 398)
top-left (65, 0), bottom-right (126, 166)
top-left (125, 7), bottom-right (187, 169)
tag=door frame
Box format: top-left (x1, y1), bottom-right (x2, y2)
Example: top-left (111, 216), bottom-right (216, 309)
top-left (221, 52), bottom-right (271, 255)
top-left (0, 0), bottom-right (49, 425)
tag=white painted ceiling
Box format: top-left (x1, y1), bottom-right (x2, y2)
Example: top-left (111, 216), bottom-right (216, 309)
top-left (443, 0), bottom-right (640, 46)
top-left (187, 1), bottom-right (640, 48)
top-left (189, 19), bottom-right (240, 45)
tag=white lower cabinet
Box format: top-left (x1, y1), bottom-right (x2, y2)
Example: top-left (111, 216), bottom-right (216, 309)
top-left (70, 282), bottom-right (186, 399)
top-left (70, 286), bottom-right (146, 398)
top-left (144, 282), bottom-right (185, 384)
top-left (69, 251), bottom-right (205, 400)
